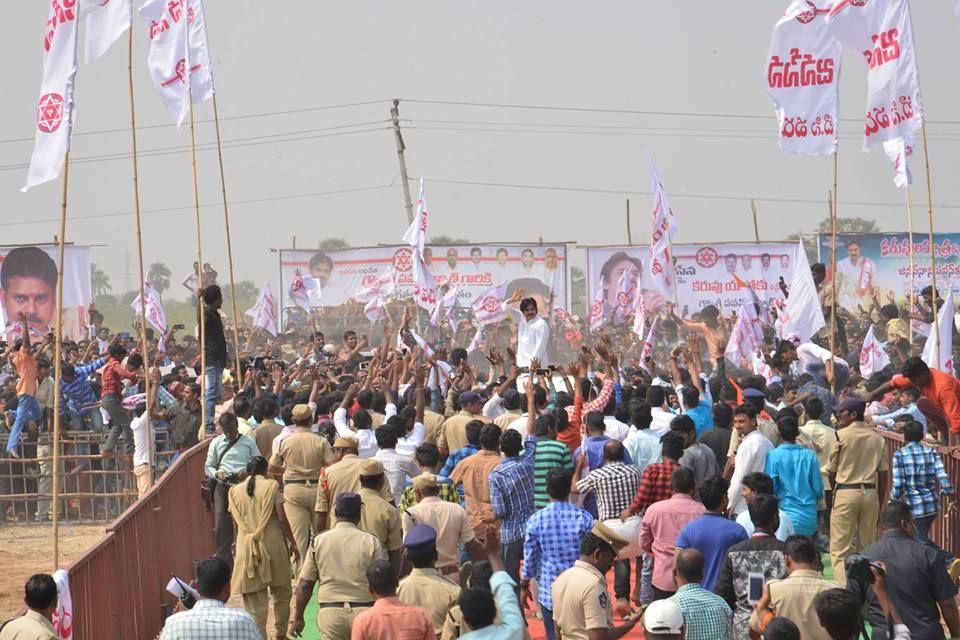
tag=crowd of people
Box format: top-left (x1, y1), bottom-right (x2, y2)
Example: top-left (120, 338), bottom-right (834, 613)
top-left (3, 255), bottom-right (960, 640)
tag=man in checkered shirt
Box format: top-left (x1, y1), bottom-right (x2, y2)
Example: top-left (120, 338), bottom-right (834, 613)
top-left (575, 439), bottom-right (643, 614)
top-left (159, 558), bottom-right (260, 640)
top-left (890, 421), bottom-right (955, 555)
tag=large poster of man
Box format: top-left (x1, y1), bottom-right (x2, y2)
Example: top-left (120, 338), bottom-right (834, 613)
top-left (0, 245), bottom-right (92, 342)
top-left (584, 243), bottom-right (796, 320)
top-left (278, 244), bottom-right (569, 314)
top-left (817, 233), bottom-right (960, 312)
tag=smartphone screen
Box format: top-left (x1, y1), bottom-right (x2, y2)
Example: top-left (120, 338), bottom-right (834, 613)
top-left (747, 572), bottom-right (765, 604)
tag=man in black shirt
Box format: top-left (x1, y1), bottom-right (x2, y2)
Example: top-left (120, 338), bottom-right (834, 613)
top-left (200, 285), bottom-right (227, 434)
top-left (848, 501), bottom-right (959, 640)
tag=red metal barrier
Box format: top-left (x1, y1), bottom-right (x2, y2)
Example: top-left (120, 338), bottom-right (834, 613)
top-left (64, 440), bottom-right (213, 640)
top-left (879, 431), bottom-right (960, 557)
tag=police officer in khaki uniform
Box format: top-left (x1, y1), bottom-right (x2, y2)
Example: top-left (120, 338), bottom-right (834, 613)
top-left (0, 573), bottom-right (59, 640)
top-left (826, 397), bottom-right (889, 586)
top-left (268, 403), bottom-right (334, 570)
top-left (289, 493), bottom-right (386, 640)
top-left (551, 522), bottom-right (643, 640)
top-left (397, 524), bottom-right (461, 637)
top-left (437, 391), bottom-right (490, 455)
top-left (314, 436), bottom-right (392, 533)
top-left (356, 459), bottom-right (404, 570)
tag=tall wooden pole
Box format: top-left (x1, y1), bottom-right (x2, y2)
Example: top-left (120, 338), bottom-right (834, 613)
top-left (390, 99), bottom-right (415, 224)
top-left (211, 94), bottom-right (243, 381)
top-left (626, 198), bottom-right (633, 245)
top-left (920, 123), bottom-right (940, 370)
top-left (127, 28), bottom-right (154, 486)
top-left (750, 199), bottom-right (760, 243)
top-left (51, 152), bottom-right (69, 570)
top-left (188, 92), bottom-right (207, 432)
top-left (829, 191), bottom-right (838, 378)
top-left (905, 185), bottom-right (916, 337)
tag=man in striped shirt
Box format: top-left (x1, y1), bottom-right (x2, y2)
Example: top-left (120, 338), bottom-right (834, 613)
top-left (60, 356), bottom-right (106, 431)
top-left (525, 387), bottom-right (573, 509)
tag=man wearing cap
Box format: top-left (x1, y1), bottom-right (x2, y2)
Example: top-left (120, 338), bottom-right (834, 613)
top-left (268, 403), bottom-right (334, 568)
top-left (403, 473), bottom-right (483, 580)
top-left (552, 522), bottom-right (643, 639)
top-left (357, 459), bottom-right (404, 571)
top-left (643, 599), bottom-right (686, 640)
top-left (290, 492), bottom-right (387, 640)
top-left (314, 436), bottom-right (391, 534)
top-left (397, 524), bottom-right (461, 636)
top-left (438, 391), bottom-right (490, 457)
top-left (826, 397), bottom-right (888, 586)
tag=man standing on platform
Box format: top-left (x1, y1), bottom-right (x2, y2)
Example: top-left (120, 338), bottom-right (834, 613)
top-left (200, 285), bottom-right (228, 436)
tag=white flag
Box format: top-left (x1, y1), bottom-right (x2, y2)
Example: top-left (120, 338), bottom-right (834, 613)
top-left (922, 292), bottom-right (954, 373)
top-left (52, 569), bottom-right (73, 640)
top-left (859, 325), bottom-right (891, 377)
top-left (631, 285), bottom-right (647, 339)
top-left (466, 327), bottom-right (485, 354)
top-left (289, 272), bottom-right (316, 312)
top-left (23, 0), bottom-right (80, 192)
top-left (778, 241), bottom-right (826, 342)
top-left (131, 282), bottom-right (168, 335)
top-left (403, 178), bottom-right (429, 259)
top-left (357, 272), bottom-right (393, 324)
top-left (648, 156), bottom-right (678, 299)
top-left (472, 282), bottom-right (508, 326)
top-left (640, 319), bottom-right (657, 369)
top-left (588, 286), bottom-right (607, 332)
top-left (83, 0), bottom-right (130, 62)
top-left (725, 305), bottom-right (765, 367)
top-left (881, 135), bottom-right (913, 189)
top-left (430, 283), bottom-right (459, 327)
top-left (827, 0), bottom-right (923, 150)
top-left (955, 0), bottom-right (960, 21)
top-left (245, 283), bottom-right (277, 336)
top-left (613, 268), bottom-right (637, 325)
top-left (412, 251), bottom-right (438, 312)
top-left (766, 0), bottom-right (842, 156)
top-left (140, 0), bottom-right (214, 127)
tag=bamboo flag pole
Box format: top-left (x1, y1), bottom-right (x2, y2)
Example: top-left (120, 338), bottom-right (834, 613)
top-left (210, 95), bottom-right (243, 381)
top-left (51, 152), bottom-right (69, 570)
top-left (187, 92), bottom-right (207, 431)
top-left (920, 123), bottom-right (940, 370)
top-left (828, 190), bottom-right (838, 392)
top-left (127, 28), bottom-right (153, 484)
top-left (751, 199), bottom-right (761, 243)
top-left (905, 185), bottom-right (916, 337)
top-left (626, 198), bottom-right (632, 245)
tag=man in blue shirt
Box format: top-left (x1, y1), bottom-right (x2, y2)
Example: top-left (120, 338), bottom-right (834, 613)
top-left (675, 476), bottom-right (748, 590)
top-left (680, 386), bottom-right (714, 438)
top-left (765, 416), bottom-right (823, 536)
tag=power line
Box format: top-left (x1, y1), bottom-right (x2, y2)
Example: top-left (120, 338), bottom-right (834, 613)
top-left (0, 184), bottom-right (397, 227)
top-left (417, 176), bottom-right (960, 210)
top-left (0, 99), bottom-right (390, 146)
top-left (403, 98), bottom-right (960, 127)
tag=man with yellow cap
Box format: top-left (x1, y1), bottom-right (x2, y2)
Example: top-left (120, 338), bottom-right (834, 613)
top-left (314, 435), bottom-right (392, 534)
top-left (357, 459), bottom-right (404, 571)
top-left (268, 403), bottom-right (334, 570)
top-left (289, 492), bottom-right (387, 640)
top-left (552, 521), bottom-right (644, 640)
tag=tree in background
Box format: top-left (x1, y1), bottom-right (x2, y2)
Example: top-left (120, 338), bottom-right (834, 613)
top-left (318, 238), bottom-right (350, 250)
top-left (429, 235), bottom-right (469, 245)
top-left (91, 264), bottom-right (112, 297)
top-left (788, 217), bottom-right (881, 264)
top-left (147, 262), bottom-right (172, 298)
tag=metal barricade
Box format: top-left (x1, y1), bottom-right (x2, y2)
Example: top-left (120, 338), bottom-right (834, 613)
top-left (879, 430), bottom-right (960, 558)
top-left (59, 439), bottom-right (213, 639)
top-left (0, 427), bottom-right (178, 524)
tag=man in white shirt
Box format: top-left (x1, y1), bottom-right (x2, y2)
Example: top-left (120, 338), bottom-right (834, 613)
top-left (131, 402), bottom-right (153, 498)
top-left (727, 404), bottom-right (774, 516)
top-left (646, 385), bottom-right (676, 436)
top-left (775, 340), bottom-right (850, 391)
top-left (502, 286), bottom-right (550, 369)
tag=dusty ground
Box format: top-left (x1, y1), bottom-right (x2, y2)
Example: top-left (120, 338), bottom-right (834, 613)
top-left (0, 523), bottom-right (106, 621)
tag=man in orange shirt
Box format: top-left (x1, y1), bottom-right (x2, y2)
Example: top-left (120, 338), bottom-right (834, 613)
top-left (351, 559), bottom-right (435, 640)
top-left (867, 356), bottom-right (960, 447)
top-left (5, 312), bottom-right (41, 458)
top-left (449, 423), bottom-right (503, 541)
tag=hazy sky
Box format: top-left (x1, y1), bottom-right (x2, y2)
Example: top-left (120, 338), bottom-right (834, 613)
top-left (3, 1), bottom-right (960, 301)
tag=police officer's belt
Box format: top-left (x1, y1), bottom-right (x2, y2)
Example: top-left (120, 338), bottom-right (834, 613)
top-left (285, 478), bottom-right (320, 485)
top-left (317, 601), bottom-right (374, 608)
top-left (835, 483), bottom-right (876, 490)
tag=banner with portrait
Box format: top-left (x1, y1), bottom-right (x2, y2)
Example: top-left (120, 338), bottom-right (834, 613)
top-left (584, 243), bottom-right (797, 321)
top-left (278, 243), bottom-right (569, 317)
top-left (0, 244), bottom-right (92, 342)
top-left (817, 233), bottom-right (960, 313)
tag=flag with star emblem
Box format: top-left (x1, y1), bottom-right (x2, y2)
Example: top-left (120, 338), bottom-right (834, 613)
top-left (23, 0), bottom-right (80, 191)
